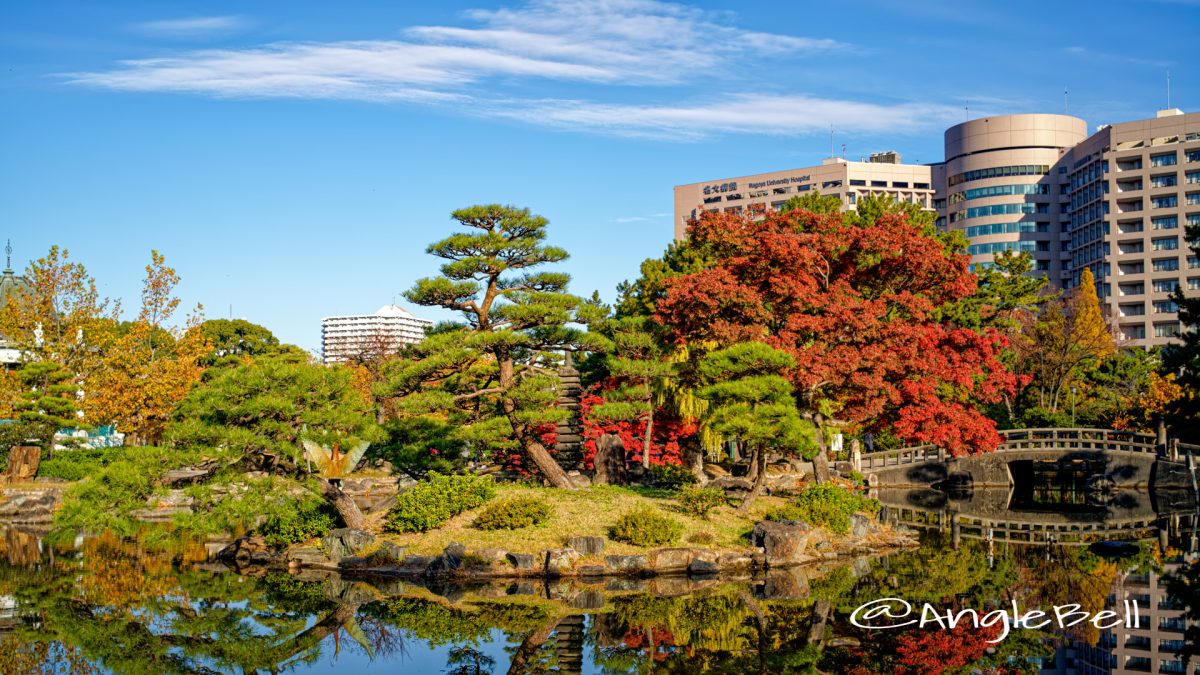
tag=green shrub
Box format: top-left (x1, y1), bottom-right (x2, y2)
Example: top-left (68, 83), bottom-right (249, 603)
top-left (765, 483), bottom-right (880, 534)
top-left (385, 472), bottom-right (496, 533)
top-left (610, 508), bottom-right (683, 547)
top-left (473, 497), bottom-right (550, 530)
top-left (36, 447), bottom-right (129, 481)
top-left (675, 485), bottom-right (726, 519)
top-left (260, 500), bottom-right (339, 546)
top-left (648, 463), bottom-right (697, 489)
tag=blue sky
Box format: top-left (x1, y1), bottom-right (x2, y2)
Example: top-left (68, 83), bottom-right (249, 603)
top-left (2, 0), bottom-right (1197, 352)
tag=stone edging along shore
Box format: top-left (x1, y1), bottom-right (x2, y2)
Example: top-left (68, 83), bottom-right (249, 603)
top-left (217, 514), bottom-right (918, 580)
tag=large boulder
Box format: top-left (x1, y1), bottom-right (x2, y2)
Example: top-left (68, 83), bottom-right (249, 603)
top-left (159, 462), bottom-right (219, 487)
top-left (544, 548), bottom-right (581, 576)
top-left (216, 536), bottom-right (279, 566)
top-left (320, 528), bottom-right (376, 563)
top-left (752, 521), bottom-right (813, 567)
top-left (567, 536), bottom-right (605, 556)
top-left (0, 489), bottom-right (60, 523)
top-left (5, 446), bottom-right (41, 482)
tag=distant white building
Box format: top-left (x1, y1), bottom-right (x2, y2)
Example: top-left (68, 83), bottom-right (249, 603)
top-left (321, 304), bottom-right (433, 365)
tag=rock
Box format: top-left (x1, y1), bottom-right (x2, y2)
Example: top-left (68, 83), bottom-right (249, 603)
top-left (605, 578), bottom-right (646, 592)
top-left (216, 536), bottom-right (277, 565)
top-left (764, 568), bottom-right (811, 599)
top-left (320, 528), bottom-right (376, 563)
top-left (428, 542), bottom-right (466, 574)
top-left (287, 546), bottom-right (335, 568)
top-left (508, 553), bottom-right (537, 570)
top-left (826, 637), bottom-right (861, 648)
top-left (849, 514), bottom-right (871, 539)
top-left (604, 555), bottom-right (647, 573)
top-left (688, 558), bottom-right (720, 575)
top-left (570, 590), bottom-right (606, 609)
top-left (400, 555), bottom-right (436, 575)
top-left (159, 462), bottom-right (218, 487)
top-left (544, 548), bottom-right (581, 576)
top-left (647, 548), bottom-right (696, 574)
top-left (834, 461), bottom-right (854, 474)
top-left (567, 536), bottom-right (605, 556)
top-left (812, 453), bottom-right (832, 484)
top-left (567, 471), bottom-right (592, 488)
top-left (752, 521), bottom-right (813, 566)
top-left (368, 542), bottom-right (406, 565)
top-left (508, 581), bottom-right (538, 595)
top-left (718, 551), bottom-right (754, 571)
top-left (149, 490), bottom-right (194, 509)
top-left (578, 564), bottom-right (607, 577)
top-left (5, 446), bottom-right (41, 482)
top-left (473, 548), bottom-right (510, 564)
top-left (0, 490), bottom-right (60, 523)
top-left (702, 463), bottom-right (730, 479)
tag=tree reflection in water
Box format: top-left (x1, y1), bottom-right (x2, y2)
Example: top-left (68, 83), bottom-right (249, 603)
top-left (0, 525), bottom-right (1193, 674)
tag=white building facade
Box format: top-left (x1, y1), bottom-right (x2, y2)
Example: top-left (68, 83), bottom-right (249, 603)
top-left (321, 304), bottom-right (433, 365)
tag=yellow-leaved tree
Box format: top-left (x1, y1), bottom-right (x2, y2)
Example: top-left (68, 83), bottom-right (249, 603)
top-left (85, 251), bottom-right (207, 445)
top-left (1071, 267), bottom-right (1115, 359)
top-left (0, 246), bottom-right (118, 384)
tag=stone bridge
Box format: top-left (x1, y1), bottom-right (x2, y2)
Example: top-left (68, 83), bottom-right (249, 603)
top-left (861, 428), bottom-right (1200, 491)
top-left (874, 486), bottom-right (1198, 549)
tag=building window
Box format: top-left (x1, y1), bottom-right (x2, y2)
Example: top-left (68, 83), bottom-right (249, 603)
top-left (1153, 216), bottom-right (1179, 229)
top-left (1188, 193), bottom-right (1200, 206)
top-left (1123, 324), bottom-right (1146, 340)
top-left (893, 181), bottom-right (909, 188)
top-left (1188, 277), bottom-right (1200, 291)
top-left (1153, 280), bottom-right (1178, 293)
top-left (1154, 258), bottom-right (1180, 272)
top-left (1151, 195), bottom-right (1178, 209)
top-left (1154, 323), bottom-right (1180, 338)
top-left (870, 180), bottom-right (886, 187)
top-left (1151, 152), bottom-right (1178, 167)
top-left (914, 182), bottom-right (930, 189)
top-left (1187, 171), bottom-right (1200, 184)
top-left (1120, 283), bottom-right (1144, 296)
top-left (1151, 174), bottom-right (1178, 188)
top-left (1187, 149), bottom-right (1200, 163)
top-left (822, 180), bottom-right (842, 189)
top-left (1152, 237), bottom-right (1179, 251)
top-left (849, 179), bottom-right (866, 186)
top-left (1189, 255), bottom-right (1199, 269)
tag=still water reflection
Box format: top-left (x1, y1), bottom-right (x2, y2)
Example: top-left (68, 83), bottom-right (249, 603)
top-left (0, 489), bottom-right (1196, 674)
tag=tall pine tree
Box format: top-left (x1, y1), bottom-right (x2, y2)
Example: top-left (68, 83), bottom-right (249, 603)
top-left (386, 205), bottom-right (605, 488)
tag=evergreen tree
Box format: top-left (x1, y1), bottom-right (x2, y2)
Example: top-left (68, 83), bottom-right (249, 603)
top-left (697, 342), bottom-right (816, 510)
top-left (14, 361), bottom-right (78, 431)
top-left (386, 205), bottom-right (605, 488)
top-left (1163, 220), bottom-right (1200, 440)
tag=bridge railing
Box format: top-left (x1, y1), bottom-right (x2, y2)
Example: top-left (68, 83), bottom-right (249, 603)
top-left (862, 427), bottom-right (1200, 462)
top-left (997, 427), bottom-right (1160, 455)
top-left (860, 444), bottom-right (940, 470)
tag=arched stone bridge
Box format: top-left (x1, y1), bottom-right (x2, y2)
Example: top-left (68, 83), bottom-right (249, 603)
top-left (861, 428), bottom-right (1200, 491)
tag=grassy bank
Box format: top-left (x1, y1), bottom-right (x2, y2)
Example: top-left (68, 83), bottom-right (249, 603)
top-left (379, 483), bottom-right (790, 556)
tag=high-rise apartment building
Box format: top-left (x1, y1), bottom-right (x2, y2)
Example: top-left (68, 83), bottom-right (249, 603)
top-left (321, 304), bottom-right (433, 365)
top-left (674, 109), bottom-right (1200, 348)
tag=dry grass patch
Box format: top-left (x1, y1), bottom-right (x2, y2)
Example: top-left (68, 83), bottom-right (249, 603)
top-left (381, 483), bottom-right (788, 556)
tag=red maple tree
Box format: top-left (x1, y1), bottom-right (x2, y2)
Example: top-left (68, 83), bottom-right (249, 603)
top-left (657, 207), bottom-right (1020, 455)
top-left (578, 388), bottom-right (696, 468)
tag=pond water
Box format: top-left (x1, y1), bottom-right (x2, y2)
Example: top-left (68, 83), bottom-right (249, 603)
top-left (1, 484), bottom-right (1196, 674)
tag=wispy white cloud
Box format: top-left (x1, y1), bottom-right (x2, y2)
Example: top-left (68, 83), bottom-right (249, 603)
top-left (70, 1), bottom-right (959, 140)
top-left (134, 16), bottom-right (248, 38)
top-left (1063, 46), bottom-right (1173, 69)
top-left (488, 94), bottom-right (966, 140)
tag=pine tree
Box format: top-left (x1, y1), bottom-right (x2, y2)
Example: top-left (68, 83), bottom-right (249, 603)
top-left (697, 342), bottom-right (816, 511)
top-left (14, 361), bottom-right (78, 431)
top-left (387, 205), bottom-right (605, 488)
top-left (1163, 221), bottom-right (1200, 440)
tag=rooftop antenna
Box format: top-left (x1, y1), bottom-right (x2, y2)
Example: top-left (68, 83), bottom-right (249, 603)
top-left (964, 102), bottom-right (969, 121)
top-left (841, 143), bottom-right (846, 159)
top-left (4, 240), bottom-right (10, 272)
top-left (1064, 88), bottom-right (1069, 114)
top-left (1167, 69), bottom-right (1171, 108)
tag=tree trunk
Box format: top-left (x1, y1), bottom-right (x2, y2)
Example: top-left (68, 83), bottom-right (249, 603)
top-left (737, 448), bottom-right (769, 513)
top-left (319, 478), bottom-right (366, 530)
top-left (812, 451), bottom-right (832, 484)
top-left (524, 438), bottom-right (575, 488)
top-left (498, 353), bottom-right (573, 489)
top-left (641, 409), bottom-right (654, 469)
top-left (507, 618), bottom-right (562, 675)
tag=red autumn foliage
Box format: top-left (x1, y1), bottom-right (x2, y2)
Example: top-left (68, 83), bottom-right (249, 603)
top-left (578, 387), bottom-right (696, 469)
top-left (893, 623), bottom-right (1005, 675)
top-left (493, 422), bottom-right (561, 476)
top-left (657, 208), bottom-right (1019, 456)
